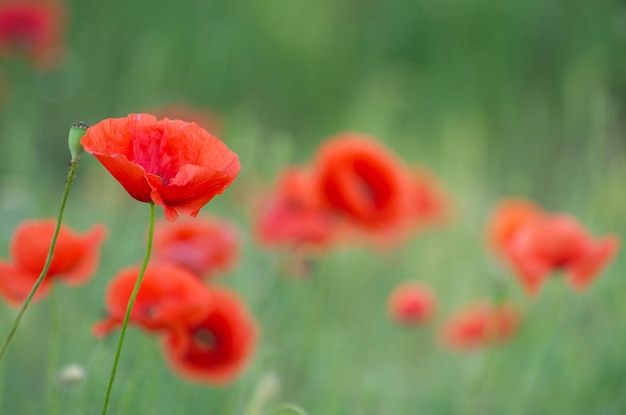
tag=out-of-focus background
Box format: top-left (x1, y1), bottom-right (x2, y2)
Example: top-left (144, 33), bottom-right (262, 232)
top-left (1, 0), bottom-right (625, 413)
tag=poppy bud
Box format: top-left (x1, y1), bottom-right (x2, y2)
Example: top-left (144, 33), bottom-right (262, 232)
top-left (68, 122), bottom-right (88, 162)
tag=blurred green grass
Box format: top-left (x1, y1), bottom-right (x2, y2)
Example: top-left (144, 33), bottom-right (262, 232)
top-left (1, 0), bottom-right (626, 413)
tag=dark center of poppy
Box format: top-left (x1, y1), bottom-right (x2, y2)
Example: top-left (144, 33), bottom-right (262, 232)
top-left (353, 160), bottom-right (392, 210)
top-left (141, 305), bottom-right (158, 319)
top-left (157, 174), bottom-right (169, 186)
top-left (193, 329), bottom-right (217, 350)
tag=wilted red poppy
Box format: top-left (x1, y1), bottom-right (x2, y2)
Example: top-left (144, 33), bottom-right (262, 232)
top-left (506, 214), bottom-right (619, 294)
top-left (93, 263), bottom-right (212, 337)
top-left (441, 301), bottom-right (521, 350)
top-left (161, 286), bottom-right (257, 385)
top-left (387, 282), bottom-right (436, 325)
top-left (312, 133), bottom-right (413, 232)
top-left (149, 102), bottom-right (223, 136)
top-left (255, 166), bottom-right (337, 250)
top-left (0, 0), bottom-right (65, 69)
top-left (152, 216), bottom-right (239, 279)
top-left (81, 114), bottom-right (240, 222)
top-left (0, 219), bottom-right (106, 307)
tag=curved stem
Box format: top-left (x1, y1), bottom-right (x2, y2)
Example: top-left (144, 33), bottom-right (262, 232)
top-left (101, 202), bottom-right (155, 415)
top-left (0, 159), bottom-right (79, 360)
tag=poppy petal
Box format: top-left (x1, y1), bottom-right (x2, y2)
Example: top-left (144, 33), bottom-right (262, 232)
top-left (9, 219), bottom-right (106, 279)
top-left (88, 153), bottom-right (153, 202)
top-left (148, 166), bottom-right (235, 221)
top-left (160, 286), bottom-right (257, 385)
top-left (387, 282), bottom-right (436, 325)
top-left (99, 264), bottom-right (213, 334)
top-left (92, 316), bottom-right (122, 338)
top-left (507, 251), bottom-right (550, 296)
top-left (441, 301), bottom-right (521, 350)
top-left (152, 217), bottom-right (239, 279)
top-left (61, 224), bottom-right (108, 286)
top-left (0, 261), bottom-right (51, 307)
top-left (313, 133), bottom-right (413, 230)
top-left (486, 198), bottom-right (544, 253)
top-left (568, 235), bottom-right (620, 290)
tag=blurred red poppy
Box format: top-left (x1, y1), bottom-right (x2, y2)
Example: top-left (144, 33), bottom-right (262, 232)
top-left (312, 133), bottom-right (413, 232)
top-left (441, 301), bottom-right (521, 350)
top-left (255, 166), bottom-right (337, 250)
top-left (149, 102), bottom-right (223, 136)
top-left (0, 0), bottom-right (65, 69)
top-left (161, 286), bottom-right (257, 385)
top-left (93, 263), bottom-right (212, 337)
top-left (152, 216), bottom-right (239, 279)
top-left (387, 282), bottom-right (436, 325)
top-left (0, 219), bottom-right (106, 307)
top-left (507, 214), bottom-right (619, 294)
top-left (81, 114), bottom-right (240, 222)
top-left (487, 199), bottom-right (619, 295)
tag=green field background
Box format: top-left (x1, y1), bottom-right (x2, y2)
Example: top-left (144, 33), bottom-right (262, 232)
top-left (0, 0), bottom-right (625, 413)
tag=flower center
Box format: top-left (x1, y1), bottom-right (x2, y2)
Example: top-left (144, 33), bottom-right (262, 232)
top-left (193, 329), bottom-right (217, 350)
top-left (157, 174), bottom-right (169, 186)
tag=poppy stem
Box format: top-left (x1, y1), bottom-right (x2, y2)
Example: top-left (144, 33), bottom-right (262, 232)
top-left (469, 346), bottom-right (496, 414)
top-left (512, 288), bottom-right (569, 414)
top-left (46, 285), bottom-right (60, 415)
top-left (101, 202), bottom-right (155, 415)
top-left (0, 159), bottom-right (80, 361)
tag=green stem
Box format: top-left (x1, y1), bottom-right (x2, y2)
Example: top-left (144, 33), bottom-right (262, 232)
top-left (513, 289), bottom-right (569, 415)
top-left (470, 347), bottom-right (496, 415)
top-left (101, 202), bottom-right (155, 415)
top-left (0, 159), bottom-right (79, 361)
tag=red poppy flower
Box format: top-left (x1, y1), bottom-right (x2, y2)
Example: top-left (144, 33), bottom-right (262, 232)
top-left (152, 216), bottom-right (239, 279)
top-left (506, 214), bottom-right (620, 294)
top-left (441, 301), bottom-right (521, 350)
top-left (255, 166), bottom-right (337, 250)
top-left (149, 102), bottom-right (223, 136)
top-left (93, 263), bottom-right (212, 337)
top-left (312, 133), bottom-right (413, 232)
top-left (0, 0), bottom-right (65, 69)
top-left (161, 286), bottom-right (257, 385)
top-left (387, 282), bottom-right (436, 325)
top-left (81, 114), bottom-right (240, 222)
top-left (487, 199), bottom-right (619, 295)
top-left (0, 219), bottom-right (106, 307)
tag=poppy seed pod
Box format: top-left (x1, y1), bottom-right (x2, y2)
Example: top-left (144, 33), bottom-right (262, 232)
top-left (68, 121), bottom-right (88, 162)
